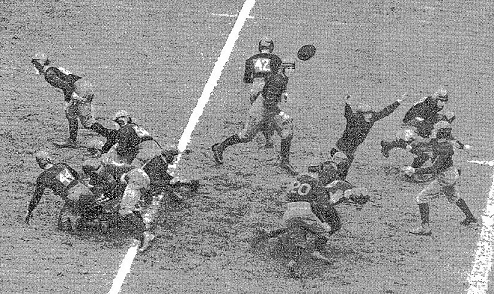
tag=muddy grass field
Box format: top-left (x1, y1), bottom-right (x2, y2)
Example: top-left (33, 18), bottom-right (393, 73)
top-left (1, 0), bottom-right (494, 293)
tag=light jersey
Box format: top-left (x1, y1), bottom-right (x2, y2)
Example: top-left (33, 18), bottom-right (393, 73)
top-left (35, 163), bottom-right (81, 198)
top-left (243, 53), bottom-right (282, 83)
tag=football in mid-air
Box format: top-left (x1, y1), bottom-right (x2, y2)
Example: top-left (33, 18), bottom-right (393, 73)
top-left (297, 44), bottom-right (316, 61)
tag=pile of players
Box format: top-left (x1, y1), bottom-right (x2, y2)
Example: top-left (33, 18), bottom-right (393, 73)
top-left (26, 54), bottom-right (200, 252)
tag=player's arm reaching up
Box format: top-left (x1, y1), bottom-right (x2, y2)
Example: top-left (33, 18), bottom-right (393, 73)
top-left (372, 93), bottom-right (407, 121)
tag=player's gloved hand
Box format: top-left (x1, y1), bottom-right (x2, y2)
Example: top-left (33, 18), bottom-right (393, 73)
top-left (24, 211), bottom-right (33, 225)
top-left (401, 166), bottom-right (415, 176)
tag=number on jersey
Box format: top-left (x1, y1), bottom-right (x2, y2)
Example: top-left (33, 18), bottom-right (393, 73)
top-left (132, 125), bottom-right (150, 138)
top-left (290, 180), bottom-right (312, 196)
top-left (57, 168), bottom-right (75, 186)
top-left (254, 58), bottom-right (271, 73)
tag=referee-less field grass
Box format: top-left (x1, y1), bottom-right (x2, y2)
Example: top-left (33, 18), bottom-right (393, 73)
top-left (1, 0), bottom-right (493, 293)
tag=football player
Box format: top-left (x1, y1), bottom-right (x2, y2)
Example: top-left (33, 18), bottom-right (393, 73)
top-left (243, 37), bottom-right (284, 148)
top-left (243, 37), bottom-right (283, 103)
top-left (380, 88), bottom-right (453, 159)
top-left (24, 151), bottom-right (95, 228)
top-left (251, 173), bottom-right (369, 273)
top-left (260, 58), bottom-right (296, 148)
top-left (31, 53), bottom-right (108, 148)
top-left (403, 121), bottom-right (477, 236)
top-left (331, 93), bottom-right (406, 179)
top-left (212, 71), bottom-right (298, 175)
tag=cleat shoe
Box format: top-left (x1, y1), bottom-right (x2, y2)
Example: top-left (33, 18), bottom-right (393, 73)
top-left (139, 232), bottom-right (155, 252)
top-left (311, 250), bottom-right (331, 263)
top-left (53, 138), bottom-right (77, 148)
top-left (280, 161), bottom-right (298, 176)
top-left (211, 143), bottom-right (224, 164)
top-left (460, 217), bottom-right (478, 226)
top-left (409, 225), bottom-right (432, 236)
top-left (380, 140), bottom-right (390, 158)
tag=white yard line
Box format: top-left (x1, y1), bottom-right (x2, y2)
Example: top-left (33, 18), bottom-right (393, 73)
top-left (467, 160), bottom-right (494, 294)
top-left (107, 1), bottom-right (256, 293)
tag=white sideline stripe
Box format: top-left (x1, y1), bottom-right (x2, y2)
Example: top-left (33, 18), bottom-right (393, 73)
top-left (107, 1), bottom-right (256, 293)
top-left (467, 167), bottom-right (494, 294)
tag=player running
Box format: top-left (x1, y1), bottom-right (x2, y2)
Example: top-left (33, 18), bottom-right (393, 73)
top-left (24, 151), bottom-right (95, 229)
top-left (31, 53), bottom-right (108, 148)
top-left (212, 71), bottom-right (298, 175)
top-left (331, 93), bottom-right (406, 179)
top-left (243, 37), bottom-right (284, 148)
top-left (244, 37), bottom-right (283, 103)
top-left (402, 121), bottom-right (477, 236)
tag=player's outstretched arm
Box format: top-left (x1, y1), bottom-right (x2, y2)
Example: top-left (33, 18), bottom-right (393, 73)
top-left (25, 183), bottom-right (45, 224)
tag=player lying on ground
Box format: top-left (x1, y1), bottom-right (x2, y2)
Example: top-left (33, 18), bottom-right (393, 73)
top-left (330, 93), bottom-right (406, 179)
top-left (402, 121), bottom-right (477, 236)
top-left (31, 53), bottom-right (108, 148)
top-left (251, 165), bottom-right (369, 274)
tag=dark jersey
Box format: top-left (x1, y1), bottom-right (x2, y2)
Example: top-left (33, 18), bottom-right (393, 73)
top-left (403, 96), bottom-right (454, 138)
top-left (142, 155), bottom-right (174, 188)
top-left (115, 123), bottom-right (153, 158)
top-left (33, 61), bottom-right (82, 102)
top-left (243, 53), bottom-right (282, 83)
top-left (27, 163), bottom-right (81, 213)
top-left (287, 178), bottom-right (354, 233)
top-left (415, 139), bottom-right (454, 175)
top-left (336, 101), bottom-right (400, 154)
top-left (262, 73), bottom-right (288, 107)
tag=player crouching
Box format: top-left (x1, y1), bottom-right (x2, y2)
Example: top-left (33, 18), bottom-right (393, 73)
top-left (402, 121), bottom-right (477, 236)
top-left (251, 168), bottom-right (369, 276)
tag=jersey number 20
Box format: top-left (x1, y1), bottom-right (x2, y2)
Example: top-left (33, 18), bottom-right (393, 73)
top-left (290, 180), bottom-right (312, 196)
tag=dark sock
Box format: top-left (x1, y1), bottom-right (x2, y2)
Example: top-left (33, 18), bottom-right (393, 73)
top-left (418, 203), bottom-right (430, 225)
top-left (69, 120), bottom-right (78, 142)
top-left (280, 137), bottom-right (292, 162)
top-left (455, 198), bottom-right (475, 219)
